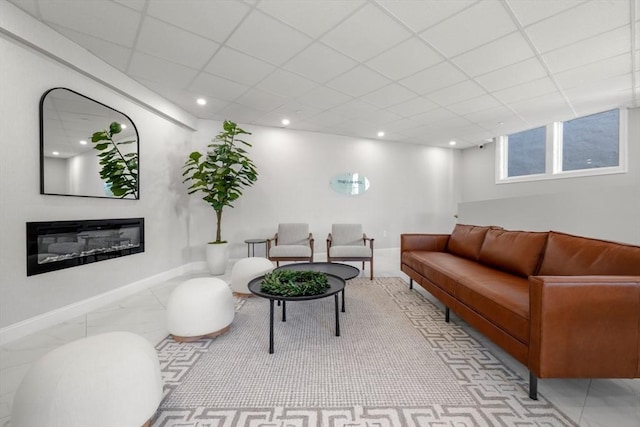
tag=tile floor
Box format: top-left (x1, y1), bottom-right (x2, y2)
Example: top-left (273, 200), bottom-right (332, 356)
top-left (1, 250), bottom-right (638, 427)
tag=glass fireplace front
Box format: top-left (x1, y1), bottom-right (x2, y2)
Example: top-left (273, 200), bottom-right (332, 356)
top-left (26, 218), bottom-right (144, 276)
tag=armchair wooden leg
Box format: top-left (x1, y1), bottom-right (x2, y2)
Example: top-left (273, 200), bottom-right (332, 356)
top-left (369, 260), bottom-right (373, 280)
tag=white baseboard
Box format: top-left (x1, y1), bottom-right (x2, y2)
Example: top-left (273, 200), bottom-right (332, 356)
top-left (0, 263), bottom-right (199, 346)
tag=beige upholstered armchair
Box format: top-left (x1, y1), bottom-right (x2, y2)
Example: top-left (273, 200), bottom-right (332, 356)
top-left (326, 224), bottom-right (374, 280)
top-left (267, 223), bottom-right (314, 266)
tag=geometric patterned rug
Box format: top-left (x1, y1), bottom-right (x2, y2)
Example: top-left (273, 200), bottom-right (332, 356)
top-left (152, 277), bottom-right (576, 426)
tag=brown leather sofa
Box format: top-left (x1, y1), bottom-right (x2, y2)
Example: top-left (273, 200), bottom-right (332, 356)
top-left (401, 224), bottom-right (640, 399)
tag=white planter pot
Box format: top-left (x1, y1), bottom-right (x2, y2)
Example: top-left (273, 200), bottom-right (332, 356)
top-left (205, 242), bottom-right (229, 275)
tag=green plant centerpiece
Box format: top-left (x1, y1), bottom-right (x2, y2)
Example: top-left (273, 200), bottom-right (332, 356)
top-left (182, 120), bottom-right (258, 243)
top-left (91, 122), bottom-right (138, 198)
top-left (260, 270), bottom-right (330, 297)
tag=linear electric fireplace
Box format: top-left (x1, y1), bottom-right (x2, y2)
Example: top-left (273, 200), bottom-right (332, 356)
top-left (27, 218), bottom-right (144, 276)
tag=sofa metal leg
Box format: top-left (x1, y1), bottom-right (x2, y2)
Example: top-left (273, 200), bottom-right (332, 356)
top-left (529, 372), bottom-right (538, 400)
top-left (445, 307), bottom-right (450, 323)
top-left (409, 278), bottom-right (413, 290)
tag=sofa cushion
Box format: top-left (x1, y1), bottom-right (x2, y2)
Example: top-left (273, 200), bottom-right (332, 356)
top-left (446, 224), bottom-right (491, 261)
top-left (456, 270), bottom-right (530, 345)
top-left (478, 229), bottom-right (548, 277)
top-left (402, 251), bottom-right (475, 295)
top-left (538, 231), bottom-right (640, 276)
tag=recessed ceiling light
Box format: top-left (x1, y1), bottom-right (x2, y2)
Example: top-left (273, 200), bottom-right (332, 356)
top-left (52, 151), bottom-right (59, 155)
top-left (79, 140), bottom-right (87, 145)
top-left (377, 131), bottom-right (385, 137)
top-left (121, 124), bottom-right (127, 129)
top-left (196, 98), bottom-right (207, 106)
top-left (449, 140), bottom-right (456, 146)
top-left (282, 118), bottom-right (290, 126)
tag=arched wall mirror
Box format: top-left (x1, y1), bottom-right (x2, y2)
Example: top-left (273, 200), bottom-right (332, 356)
top-left (40, 88), bottom-right (139, 199)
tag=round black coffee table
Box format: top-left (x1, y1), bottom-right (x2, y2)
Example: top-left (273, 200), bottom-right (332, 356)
top-left (274, 262), bottom-right (359, 312)
top-left (248, 273), bottom-right (345, 354)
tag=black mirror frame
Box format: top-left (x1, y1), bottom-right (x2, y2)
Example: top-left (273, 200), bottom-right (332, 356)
top-left (39, 87), bottom-right (140, 199)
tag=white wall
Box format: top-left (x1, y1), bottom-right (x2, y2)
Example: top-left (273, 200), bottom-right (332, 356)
top-left (0, 10), bottom-right (195, 330)
top-left (458, 108), bottom-right (640, 244)
top-left (187, 122), bottom-right (461, 261)
top-left (43, 157), bottom-right (68, 194)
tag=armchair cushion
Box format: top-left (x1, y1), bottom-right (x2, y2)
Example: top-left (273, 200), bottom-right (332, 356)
top-left (269, 245), bottom-right (312, 258)
top-left (277, 223), bottom-right (311, 245)
top-left (331, 224), bottom-right (364, 246)
top-left (329, 245), bottom-right (371, 258)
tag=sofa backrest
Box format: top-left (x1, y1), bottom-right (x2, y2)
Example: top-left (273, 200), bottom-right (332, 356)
top-left (446, 224), bottom-right (492, 261)
top-left (538, 231), bottom-right (640, 276)
top-left (478, 229), bottom-right (548, 277)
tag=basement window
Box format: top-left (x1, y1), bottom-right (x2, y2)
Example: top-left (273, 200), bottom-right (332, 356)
top-left (497, 108), bottom-right (627, 183)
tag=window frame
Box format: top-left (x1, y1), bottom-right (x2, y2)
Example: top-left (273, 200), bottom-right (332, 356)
top-left (496, 108), bottom-right (628, 184)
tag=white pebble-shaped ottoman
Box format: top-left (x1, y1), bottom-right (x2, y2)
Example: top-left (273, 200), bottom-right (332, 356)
top-left (11, 331), bottom-right (163, 427)
top-left (166, 277), bottom-right (235, 342)
top-left (230, 257), bottom-right (274, 296)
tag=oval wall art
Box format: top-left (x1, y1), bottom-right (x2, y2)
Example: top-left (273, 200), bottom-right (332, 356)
top-left (330, 173), bottom-right (370, 196)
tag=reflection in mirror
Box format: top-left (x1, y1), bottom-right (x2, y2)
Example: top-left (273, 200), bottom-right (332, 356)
top-left (40, 88), bottom-right (139, 199)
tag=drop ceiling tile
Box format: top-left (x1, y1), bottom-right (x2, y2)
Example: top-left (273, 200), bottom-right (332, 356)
top-left (39, 0), bottom-right (141, 47)
top-left (205, 47), bottom-right (276, 86)
top-left (189, 72), bottom-right (250, 101)
top-left (326, 65), bottom-right (391, 97)
top-left (257, 0), bottom-right (364, 38)
top-left (113, 0), bottom-right (146, 12)
top-left (507, 92), bottom-right (575, 123)
top-left (227, 10), bottom-right (312, 65)
top-left (452, 32), bottom-right (535, 77)
top-left (493, 77), bottom-right (558, 104)
top-left (135, 77), bottom-right (228, 116)
top-left (299, 110), bottom-right (350, 129)
top-left (385, 96), bottom-right (438, 117)
top-left (411, 108), bottom-right (457, 126)
top-left (321, 3), bottom-right (411, 62)
top-left (554, 54), bottom-right (631, 90)
top-left (427, 80), bottom-right (486, 106)
top-left (136, 17), bottom-right (219, 69)
top-left (129, 52), bottom-right (199, 87)
top-left (505, 0), bottom-right (585, 26)
top-left (51, 25), bottom-right (132, 72)
top-left (563, 74), bottom-right (633, 106)
top-left (366, 37), bottom-right (443, 80)
top-left (379, 118), bottom-right (423, 133)
top-left (447, 94), bottom-right (501, 115)
top-left (360, 83), bottom-right (417, 109)
top-left (428, 115), bottom-right (473, 131)
top-left (7, 0), bottom-right (39, 16)
top-left (525, 1), bottom-right (630, 53)
top-left (363, 108), bottom-right (404, 125)
top-left (256, 70), bottom-right (317, 98)
top-left (146, 0), bottom-right (250, 43)
top-left (235, 88), bottom-right (288, 112)
top-left (216, 102), bottom-right (265, 124)
top-left (271, 101), bottom-right (322, 122)
top-left (284, 43), bottom-right (357, 83)
top-left (295, 86), bottom-right (351, 110)
top-left (542, 26), bottom-right (631, 73)
top-left (464, 105), bottom-right (516, 125)
top-left (474, 57), bottom-right (548, 92)
top-left (400, 62), bottom-right (467, 95)
top-left (377, 0), bottom-right (476, 33)
top-left (420, 0), bottom-right (516, 57)
top-left (330, 99), bottom-right (378, 120)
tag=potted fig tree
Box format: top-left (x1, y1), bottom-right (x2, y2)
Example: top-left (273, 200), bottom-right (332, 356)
top-left (182, 120), bottom-right (258, 274)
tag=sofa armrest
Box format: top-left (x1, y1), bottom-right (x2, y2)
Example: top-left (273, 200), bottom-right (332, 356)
top-left (400, 233), bottom-right (450, 255)
top-left (528, 275), bottom-right (640, 378)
